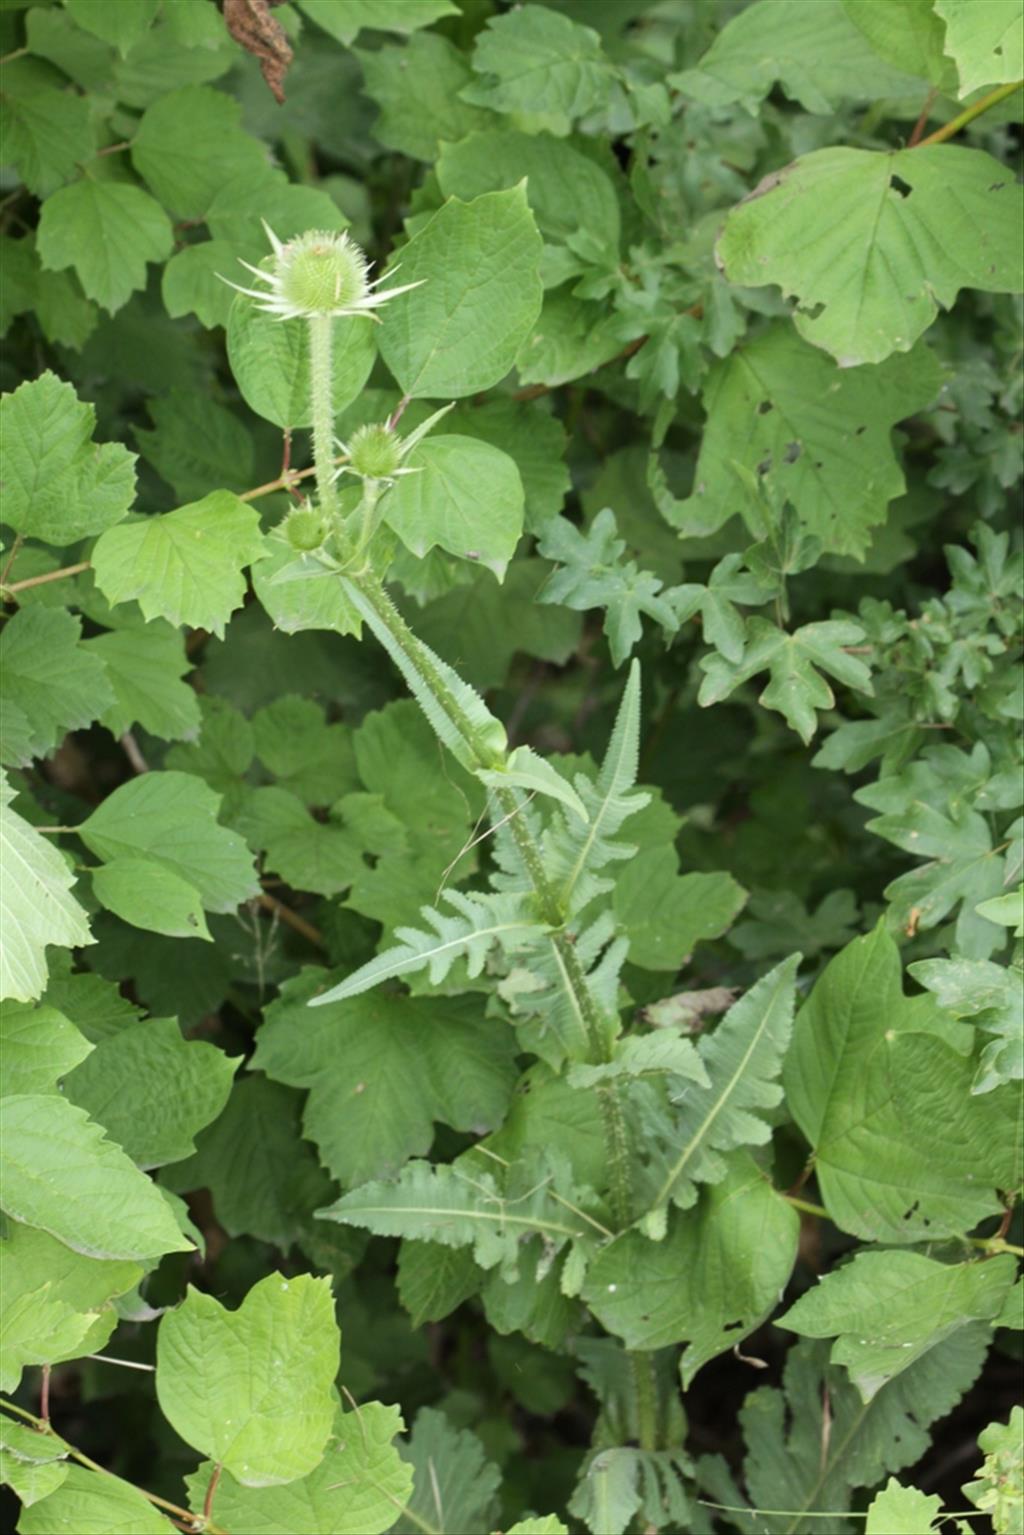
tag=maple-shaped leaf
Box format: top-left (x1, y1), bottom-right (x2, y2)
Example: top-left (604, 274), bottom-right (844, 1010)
top-left (699, 616), bottom-right (873, 743)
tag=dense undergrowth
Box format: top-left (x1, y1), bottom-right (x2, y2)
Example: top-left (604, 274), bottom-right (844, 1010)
top-left (0, 1), bottom-right (1022, 1532)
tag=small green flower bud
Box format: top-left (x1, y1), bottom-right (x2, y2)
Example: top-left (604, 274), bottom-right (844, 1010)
top-left (348, 423), bottom-right (403, 481)
top-left (282, 507), bottom-right (327, 552)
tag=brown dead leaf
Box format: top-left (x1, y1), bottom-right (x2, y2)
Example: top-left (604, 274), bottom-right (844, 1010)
top-left (223, 0), bottom-right (293, 105)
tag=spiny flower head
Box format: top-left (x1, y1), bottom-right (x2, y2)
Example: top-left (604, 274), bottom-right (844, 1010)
top-left (335, 403), bottom-right (455, 487)
top-left (281, 502), bottom-right (328, 552)
top-left (223, 224), bottom-right (422, 322)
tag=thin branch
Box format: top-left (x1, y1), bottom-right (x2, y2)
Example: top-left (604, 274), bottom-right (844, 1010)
top-left (915, 79), bottom-right (1023, 147)
top-left (88, 1354), bottom-right (156, 1372)
top-left (0, 533), bottom-right (25, 587)
top-left (120, 732), bottom-right (149, 775)
top-left (203, 1463), bottom-right (222, 1525)
top-left (40, 1365), bottom-right (50, 1425)
top-left (3, 560), bottom-right (91, 596)
top-left (257, 891), bottom-right (325, 948)
top-left (907, 86), bottom-right (939, 147)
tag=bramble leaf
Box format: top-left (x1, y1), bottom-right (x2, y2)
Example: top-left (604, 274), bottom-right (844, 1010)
top-left (0, 773), bottom-right (93, 1003)
top-left (37, 180), bottom-right (173, 314)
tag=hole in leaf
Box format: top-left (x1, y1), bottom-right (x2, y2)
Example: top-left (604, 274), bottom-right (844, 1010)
top-left (757, 400), bottom-right (773, 415)
top-left (784, 441), bottom-right (802, 463)
top-left (803, 301), bottom-right (826, 320)
top-left (890, 174), bottom-right (912, 198)
top-left (855, 425), bottom-right (866, 435)
top-left (756, 456), bottom-right (772, 475)
top-left (989, 182), bottom-right (1007, 192)
top-left (361, 851), bottom-right (379, 869)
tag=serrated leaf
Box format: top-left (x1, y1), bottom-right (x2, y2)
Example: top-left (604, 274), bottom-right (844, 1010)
top-left (156, 1272), bottom-right (339, 1486)
top-left (0, 85), bottom-right (93, 198)
top-left (132, 84), bottom-right (270, 219)
top-left (252, 696), bottom-right (358, 806)
top-left (585, 1153), bottom-right (799, 1384)
top-left (184, 1402), bottom-right (413, 1535)
top-left (37, 180), bottom-right (173, 314)
top-left (699, 617), bottom-right (873, 744)
top-left (613, 855), bottom-right (747, 970)
top-left (297, 0), bottom-right (457, 45)
top-left (737, 1332), bottom-right (991, 1534)
top-left (254, 972), bottom-right (518, 1185)
top-left (0, 1220), bottom-right (141, 1391)
top-left (718, 147), bottom-right (1024, 366)
top-left (865, 1477), bottom-right (944, 1535)
top-left (0, 1094), bottom-right (193, 1260)
top-left (909, 955), bottom-right (1023, 1094)
top-left (935, 0), bottom-right (1024, 96)
top-left (677, 326), bottom-right (943, 555)
top-left (65, 0), bottom-right (158, 53)
top-left (642, 955), bottom-right (801, 1215)
top-left (841, 0), bottom-right (957, 89)
top-left (358, 32), bottom-right (494, 162)
top-left (227, 291), bottom-right (377, 428)
top-left (779, 1250), bottom-right (1018, 1401)
top-left (783, 924), bottom-right (1021, 1241)
top-left (16, 1464), bottom-right (175, 1533)
top-left (397, 1240), bottom-right (481, 1327)
top-left (91, 493), bottom-right (265, 636)
top-left (83, 622), bottom-right (201, 743)
top-left (134, 387), bottom-right (254, 503)
top-left (379, 188), bottom-right (543, 399)
top-left (963, 1407), bottom-right (1024, 1535)
top-left (0, 774), bottom-right (93, 1004)
top-left (462, 7), bottom-right (615, 124)
top-left (0, 1420), bottom-right (70, 1508)
top-left (77, 771), bottom-right (259, 913)
top-left (671, 0), bottom-right (926, 113)
top-left (64, 1016), bottom-right (237, 1168)
top-left (237, 785), bottom-right (368, 898)
top-left (0, 607), bottom-right (115, 766)
top-left (394, 1408), bottom-right (501, 1535)
top-left (383, 435), bottom-right (524, 575)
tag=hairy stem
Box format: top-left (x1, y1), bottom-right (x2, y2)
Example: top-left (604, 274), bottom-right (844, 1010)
top-left (915, 78), bottom-right (1022, 148)
top-left (632, 1351), bottom-right (661, 1452)
top-left (308, 312), bottom-right (339, 521)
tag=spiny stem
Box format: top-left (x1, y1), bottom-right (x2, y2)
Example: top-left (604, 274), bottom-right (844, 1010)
top-left (915, 79), bottom-right (1022, 147)
top-left (308, 312), bottom-right (339, 521)
top-left (632, 1351), bottom-right (660, 1452)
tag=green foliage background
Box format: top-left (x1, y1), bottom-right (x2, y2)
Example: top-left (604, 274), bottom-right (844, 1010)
top-left (0, 1), bottom-right (1022, 1533)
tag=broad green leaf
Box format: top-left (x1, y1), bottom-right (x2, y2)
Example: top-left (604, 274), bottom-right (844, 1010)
top-left (0, 84), bottom-right (93, 198)
top-left (41, 961), bottom-right (143, 1044)
top-left (64, 0), bottom-right (158, 53)
top-left (569, 1448), bottom-right (643, 1535)
top-left (538, 509), bottom-right (679, 666)
top-left (383, 435), bottom-right (525, 575)
top-left (132, 85), bottom-right (270, 219)
top-left (613, 855), bottom-right (747, 970)
top-left (184, 1402), bottom-right (413, 1535)
top-left (671, 0), bottom-right (927, 112)
top-left (677, 326), bottom-right (944, 554)
top-left (738, 1331), bottom-right (992, 1534)
top-left (963, 1407), bottom-right (1024, 1535)
top-left (585, 1153), bottom-right (799, 1384)
top-left (134, 387), bottom-right (254, 503)
top-left (162, 239), bottom-right (239, 330)
top-left (252, 696), bottom-right (359, 806)
top-left (865, 1478), bottom-right (943, 1535)
top-left (0, 607), bottom-right (115, 766)
top-left (977, 885), bottom-right (1024, 933)
top-left (935, 0), bottom-right (1024, 95)
top-left (0, 1420), bottom-right (70, 1508)
top-left (164, 696), bottom-right (253, 815)
top-left (516, 288), bottom-right (626, 388)
top-left (0, 1221), bottom-right (141, 1390)
top-left (437, 130), bottom-right (620, 251)
top-left (397, 1240), bottom-right (482, 1327)
top-left (642, 955), bottom-right (801, 1215)
top-left (37, 180), bottom-right (173, 315)
top-left (699, 617), bottom-right (874, 744)
top-left (0, 774), bottom-right (93, 1004)
top-left (156, 1272), bottom-right (340, 1486)
top-left (0, 1002), bottom-right (93, 1095)
top-left (0, 1094), bottom-right (192, 1260)
top-left (462, 7), bottom-right (615, 124)
top-left (254, 972), bottom-right (518, 1185)
top-left (841, 0), bottom-right (957, 88)
top-left (780, 1250), bottom-right (1018, 1400)
top-left (505, 1521), bottom-right (569, 1535)
top-left (227, 293), bottom-right (376, 428)
top-left (784, 924), bottom-right (1021, 1241)
top-left (252, 535), bottom-right (364, 639)
top-left (718, 147), bottom-right (1024, 366)
top-left (17, 1464), bottom-right (174, 1533)
top-left (83, 623), bottom-right (201, 743)
top-left (296, 0), bottom-right (457, 45)
top-left (237, 785), bottom-right (368, 898)
top-left (64, 1016), bottom-right (238, 1168)
top-left (394, 1408), bottom-right (500, 1535)
top-left (162, 1076), bottom-right (335, 1250)
top-left (77, 771), bottom-right (259, 913)
top-left (379, 188), bottom-right (543, 399)
top-left (442, 398), bottom-right (569, 532)
top-left (92, 493), bottom-right (265, 636)
top-left (358, 32), bottom-right (494, 162)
